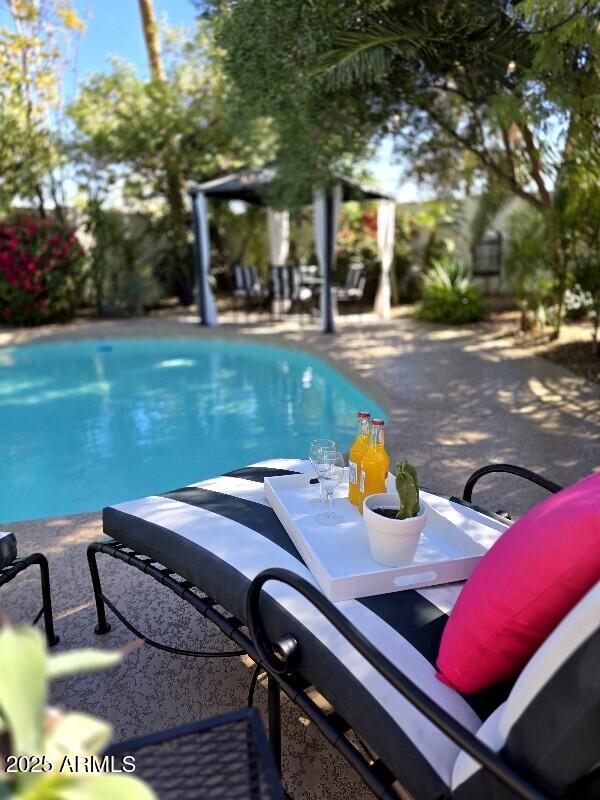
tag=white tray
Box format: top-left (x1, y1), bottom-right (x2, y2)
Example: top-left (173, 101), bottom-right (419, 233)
top-left (264, 471), bottom-right (508, 601)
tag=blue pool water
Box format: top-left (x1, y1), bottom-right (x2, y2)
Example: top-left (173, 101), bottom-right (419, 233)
top-left (0, 339), bottom-right (385, 522)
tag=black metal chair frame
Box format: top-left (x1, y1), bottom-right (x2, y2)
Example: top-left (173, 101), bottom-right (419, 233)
top-left (1, 552), bottom-right (60, 647)
top-left (86, 464), bottom-right (563, 800)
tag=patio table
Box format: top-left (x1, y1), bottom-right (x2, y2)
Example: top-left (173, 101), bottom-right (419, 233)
top-left (105, 707), bottom-right (284, 800)
top-left (95, 459), bottom-right (511, 800)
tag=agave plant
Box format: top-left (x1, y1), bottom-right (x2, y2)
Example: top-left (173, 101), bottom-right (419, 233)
top-left (0, 625), bottom-right (155, 800)
top-left (422, 259), bottom-right (471, 293)
top-left (417, 258), bottom-right (487, 324)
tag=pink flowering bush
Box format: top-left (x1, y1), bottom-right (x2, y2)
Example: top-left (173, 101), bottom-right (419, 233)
top-left (0, 216), bottom-right (86, 325)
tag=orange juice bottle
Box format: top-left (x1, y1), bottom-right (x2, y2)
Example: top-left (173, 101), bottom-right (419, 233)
top-left (359, 419), bottom-right (389, 512)
top-left (348, 411), bottom-right (371, 506)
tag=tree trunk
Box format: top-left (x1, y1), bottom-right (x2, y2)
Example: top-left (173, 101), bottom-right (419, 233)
top-left (137, 0), bottom-right (165, 81)
top-left (545, 210), bottom-right (566, 340)
top-left (35, 185), bottom-right (46, 218)
top-left (549, 112), bottom-right (578, 340)
top-left (137, 0), bottom-right (192, 304)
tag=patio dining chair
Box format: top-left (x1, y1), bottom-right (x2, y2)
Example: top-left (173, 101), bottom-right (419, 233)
top-left (86, 461), bottom-right (598, 800)
top-left (299, 264), bottom-right (321, 286)
top-left (232, 265), bottom-right (270, 317)
top-left (269, 265), bottom-right (313, 318)
top-left (0, 531), bottom-right (59, 646)
top-left (335, 262), bottom-right (367, 308)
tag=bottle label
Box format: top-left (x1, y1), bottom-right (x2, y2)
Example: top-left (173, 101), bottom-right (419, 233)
top-left (349, 460), bottom-right (358, 485)
top-left (359, 469), bottom-right (365, 494)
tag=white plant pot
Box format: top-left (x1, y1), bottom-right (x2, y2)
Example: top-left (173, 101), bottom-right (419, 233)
top-left (363, 493), bottom-right (428, 567)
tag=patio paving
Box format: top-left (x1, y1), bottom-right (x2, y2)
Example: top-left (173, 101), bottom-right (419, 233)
top-left (2, 310), bottom-right (598, 800)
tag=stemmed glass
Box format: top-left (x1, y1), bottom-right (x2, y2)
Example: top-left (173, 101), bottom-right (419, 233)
top-left (316, 451), bottom-right (345, 526)
top-left (309, 438), bottom-right (336, 505)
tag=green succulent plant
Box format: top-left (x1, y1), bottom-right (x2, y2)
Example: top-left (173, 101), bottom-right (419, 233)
top-left (0, 625), bottom-right (155, 800)
top-left (395, 461), bottom-right (420, 520)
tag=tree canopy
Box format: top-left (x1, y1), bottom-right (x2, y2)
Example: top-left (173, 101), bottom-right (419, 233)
top-left (69, 26), bottom-right (269, 208)
top-left (216, 0), bottom-right (599, 329)
top-left (217, 0), bottom-right (598, 203)
top-left (68, 22), bottom-right (271, 300)
top-left (0, 0), bottom-right (83, 215)
top-left (213, 0), bottom-right (387, 206)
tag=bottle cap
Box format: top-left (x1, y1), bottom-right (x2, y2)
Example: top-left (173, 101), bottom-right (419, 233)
top-left (372, 419), bottom-right (385, 427)
top-left (358, 411), bottom-right (371, 419)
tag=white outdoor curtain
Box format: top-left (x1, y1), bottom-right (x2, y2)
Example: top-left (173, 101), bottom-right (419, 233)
top-left (374, 200), bottom-right (396, 319)
top-left (313, 184), bottom-right (342, 333)
top-left (195, 191), bottom-right (218, 326)
top-left (267, 209), bottom-right (290, 266)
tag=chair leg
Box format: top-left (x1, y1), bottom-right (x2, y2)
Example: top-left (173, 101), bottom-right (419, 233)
top-left (87, 544), bottom-right (111, 635)
top-left (267, 675), bottom-right (282, 775)
top-left (32, 553), bottom-right (60, 647)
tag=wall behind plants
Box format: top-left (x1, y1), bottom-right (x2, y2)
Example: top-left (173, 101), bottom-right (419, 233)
top-left (82, 206), bottom-right (165, 317)
top-left (396, 195), bottom-right (531, 300)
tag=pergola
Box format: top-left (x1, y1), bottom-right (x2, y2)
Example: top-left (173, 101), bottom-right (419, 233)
top-left (188, 166), bottom-right (396, 333)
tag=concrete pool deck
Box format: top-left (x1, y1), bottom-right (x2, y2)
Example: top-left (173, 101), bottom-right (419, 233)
top-left (2, 310), bottom-right (599, 799)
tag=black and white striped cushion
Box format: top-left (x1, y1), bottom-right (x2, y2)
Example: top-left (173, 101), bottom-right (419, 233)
top-left (270, 266), bottom-right (302, 300)
top-left (233, 265), bottom-right (254, 297)
top-left (103, 459), bottom-right (509, 800)
top-left (452, 580), bottom-right (600, 799)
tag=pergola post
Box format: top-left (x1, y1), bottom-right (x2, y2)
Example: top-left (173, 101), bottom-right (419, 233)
top-left (189, 188), bottom-right (218, 327)
top-left (189, 188), bottom-right (206, 326)
top-left (323, 189), bottom-right (335, 333)
top-left (314, 184), bottom-right (341, 334)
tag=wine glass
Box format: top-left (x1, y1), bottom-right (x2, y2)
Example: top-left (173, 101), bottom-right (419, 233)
top-left (309, 438), bottom-right (336, 505)
top-left (316, 451), bottom-right (345, 526)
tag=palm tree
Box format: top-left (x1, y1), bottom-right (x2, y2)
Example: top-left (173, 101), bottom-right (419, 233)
top-left (137, 0), bottom-right (191, 303)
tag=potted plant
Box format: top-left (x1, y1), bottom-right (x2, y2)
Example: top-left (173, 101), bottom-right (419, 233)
top-left (363, 461), bottom-right (428, 566)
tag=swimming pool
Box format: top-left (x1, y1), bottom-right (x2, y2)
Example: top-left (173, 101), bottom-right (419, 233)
top-left (0, 338), bottom-right (385, 522)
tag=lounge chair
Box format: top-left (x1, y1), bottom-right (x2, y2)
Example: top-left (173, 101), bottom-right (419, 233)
top-left (87, 462), bottom-right (597, 799)
top-left (1, 531), bottom-right (59, 646)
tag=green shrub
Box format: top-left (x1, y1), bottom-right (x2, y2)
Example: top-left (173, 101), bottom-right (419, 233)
top-left (109, 265), bottom-right (162, 316)
top-left (573, 252), bottom-right (600, 351)
top-left (416, 260), bottom-right (487, 324)
top-left (0, 216), bottom-right (86, 326)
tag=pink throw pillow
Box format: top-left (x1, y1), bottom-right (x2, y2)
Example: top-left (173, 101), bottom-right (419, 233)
top-left (437, 470), bottom-right (600, 693)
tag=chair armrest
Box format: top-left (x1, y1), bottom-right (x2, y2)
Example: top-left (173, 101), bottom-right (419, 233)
top-left (462, 464), bottom-right (563, 504)
top-left (247, 568), bottom-right (548, 800)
